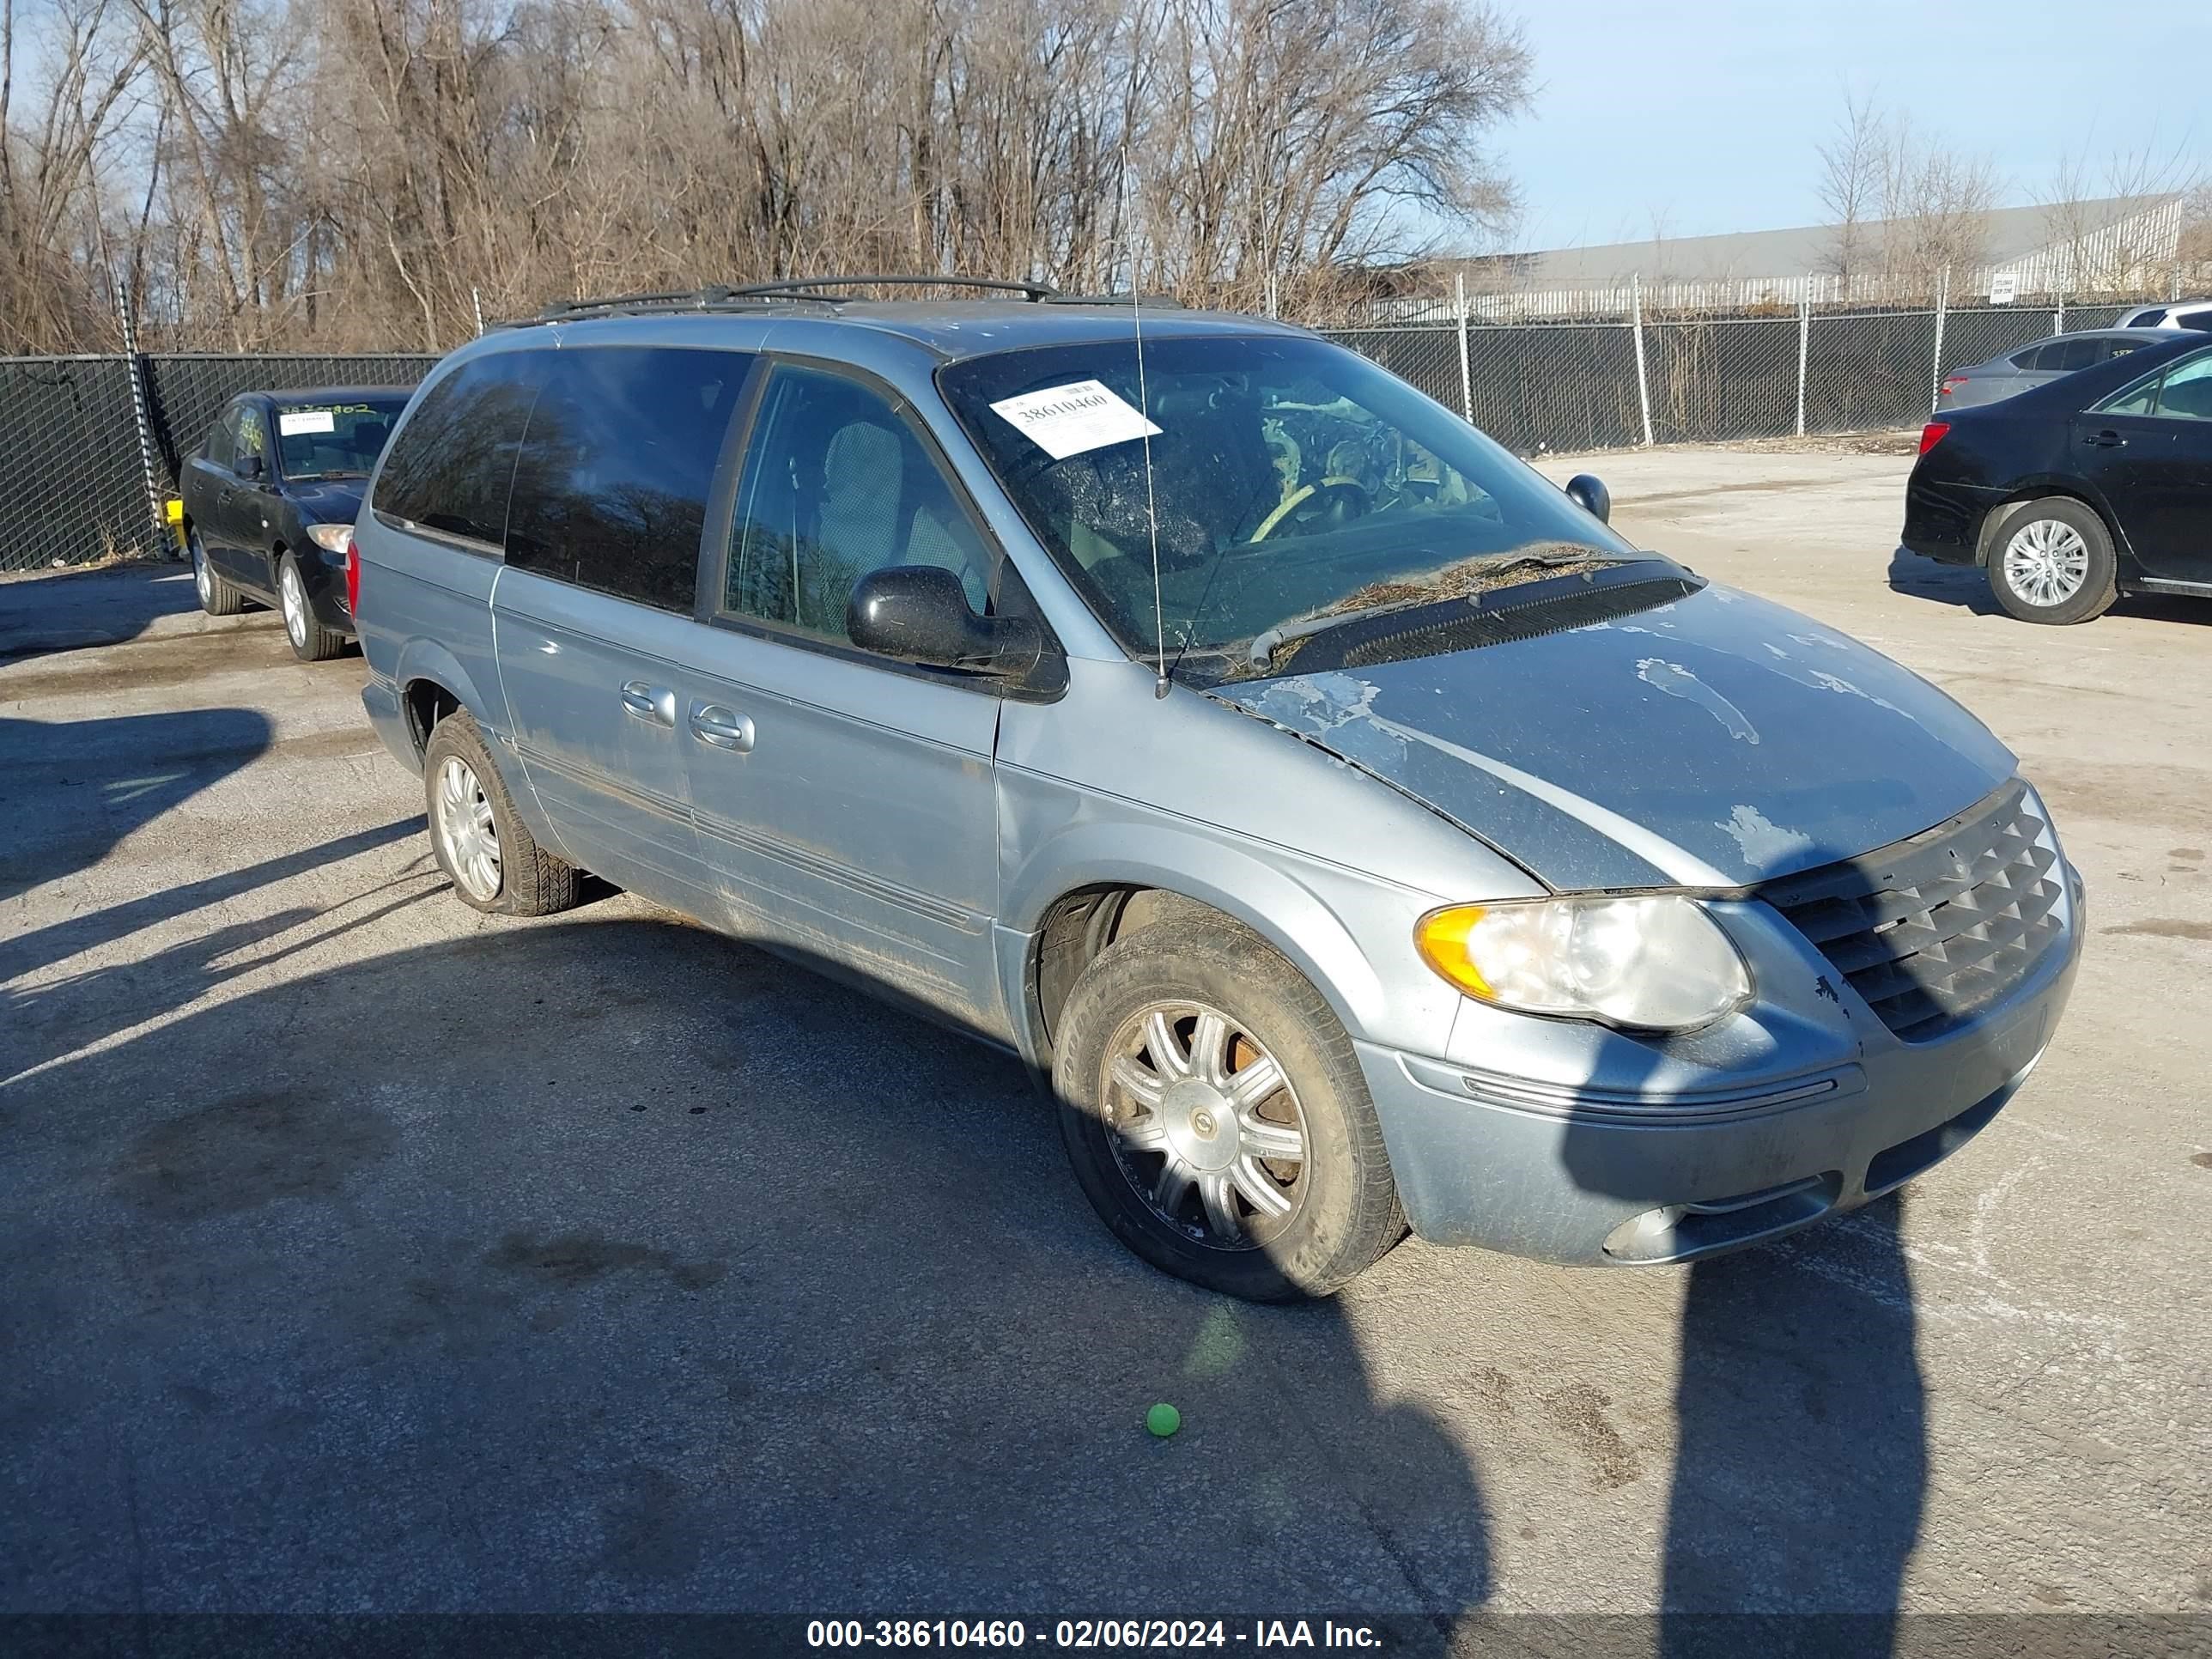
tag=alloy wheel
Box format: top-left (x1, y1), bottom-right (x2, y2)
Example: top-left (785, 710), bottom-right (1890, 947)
top-left (2002, 517), bottom-right (2088, 608)
top-left (191, 534), bottom-right (211, 605)
top-left (280, 562), bottom-right (308, 647)
top-left (433, 756), bottom-right (501, 901)
top-left (1100, 1000), bottom-right (1310, 1250)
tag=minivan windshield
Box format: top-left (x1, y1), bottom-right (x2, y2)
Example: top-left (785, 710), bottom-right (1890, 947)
top-left (939, 333), bottom-right (1637, 679)
top-left (274, 398), bottom-right (409, 481)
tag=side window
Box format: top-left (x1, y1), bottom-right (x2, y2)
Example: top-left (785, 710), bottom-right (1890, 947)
top-left (2184, 313), bottom-right (2212, 334)
top-left (2130, 309), bottom-right (2168, 329)
top-left (234, 404), bottom-right (269, 465)
top-left (2010, 345), bottom-right (2049, 371)
top-left (2050, 337), bottom-right (2099, 373)
top-left (374, 354), bottom-right (541, 547)
top-left (2099, 370), bottom-right (2164, 417)
top-left (2103, 338), bottom-right (2144, 361)
top-left (205, 404), bottom-right (238, 468)
top-left (503, 347), bottom-right (748, 614)
top-left (2151, 353), bottom-right (2212, 421)
top-left (725, 366), bottom-right (995, 641)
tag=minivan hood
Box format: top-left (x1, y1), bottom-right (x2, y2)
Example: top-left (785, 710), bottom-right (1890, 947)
top-left (280, 479), bottom-right (367, 521)
top-left (1212, 583), bottom-right (2015, 890)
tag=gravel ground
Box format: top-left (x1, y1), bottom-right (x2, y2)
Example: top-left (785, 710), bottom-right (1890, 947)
top-left (3, 448), bottom-right (2207, 1642)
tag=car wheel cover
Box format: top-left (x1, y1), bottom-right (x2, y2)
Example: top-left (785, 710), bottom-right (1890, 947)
top-left (433, 756), bottom-right (501, 901)
top-left (280, 562), bottom-right (308, 645)
top-left (1099, 1000), bottom-right (1310, 1252)
top-left (2002, 517), bottom-right (2089, 608)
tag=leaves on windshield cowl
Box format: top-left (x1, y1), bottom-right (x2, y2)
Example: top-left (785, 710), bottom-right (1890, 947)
top-left (1316, 541), bottom-right (1621, 617)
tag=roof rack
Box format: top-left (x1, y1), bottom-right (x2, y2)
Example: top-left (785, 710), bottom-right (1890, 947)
top-left (726, 275), bottom-right (1060, 301)
top-left (521, 276), bottom-right (1186, 327)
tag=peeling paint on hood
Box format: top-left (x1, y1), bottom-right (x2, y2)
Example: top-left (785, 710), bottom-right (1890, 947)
top-left (1212, 582), bottom-right (2014, 890)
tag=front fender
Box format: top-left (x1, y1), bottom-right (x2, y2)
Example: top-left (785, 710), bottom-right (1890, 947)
top-left (996, 805), bottom-right (1467, 1063)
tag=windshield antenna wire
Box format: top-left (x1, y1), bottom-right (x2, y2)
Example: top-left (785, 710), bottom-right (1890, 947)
top-left (1124, 154), bottom-right (1170, 700)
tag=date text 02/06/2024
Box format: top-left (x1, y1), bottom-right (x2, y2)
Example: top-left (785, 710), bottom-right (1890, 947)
top-left (805, 1619), bottom-right (1385, 1650)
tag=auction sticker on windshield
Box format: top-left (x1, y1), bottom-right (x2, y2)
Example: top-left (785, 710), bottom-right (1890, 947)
top-left (989, 380), bottom-right (1162, 460)
top-left (277, 410), bottom-right (336, 435)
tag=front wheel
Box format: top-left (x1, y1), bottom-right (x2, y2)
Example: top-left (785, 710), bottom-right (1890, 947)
top-left (277, 552), bottom-right (347, 660)
top-left (1988, 498), bottom-right (2118, 625)
top-left (1050, 909), bottom-right (1405, 1300)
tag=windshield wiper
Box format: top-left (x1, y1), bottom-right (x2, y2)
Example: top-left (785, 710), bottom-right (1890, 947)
top-left (1245, 548), bottom-right (1619, 674)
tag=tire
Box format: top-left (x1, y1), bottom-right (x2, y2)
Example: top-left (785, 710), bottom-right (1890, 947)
top-left (1987, 498), bottom-right (2118, 625)
top-left (277, 551), bottom-right (347, 661)
top-left (189, 527), bottom-right (245, 617)
top-left (1050, 909), bottom-right (1405, 1300)
top-left (420, 709), bottom-right (580, 917)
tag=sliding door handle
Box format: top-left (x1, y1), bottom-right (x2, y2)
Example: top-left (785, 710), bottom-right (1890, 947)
top-left (620, 680), bottom-right (676, 727)
top-left (689, 702), bottom-right (755, 753)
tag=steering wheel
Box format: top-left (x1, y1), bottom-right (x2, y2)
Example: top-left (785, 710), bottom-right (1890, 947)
top-left (1249, 477), bottom-right (1372, 543)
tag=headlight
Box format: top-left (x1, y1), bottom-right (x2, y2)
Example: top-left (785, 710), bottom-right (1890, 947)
top-left (1415, 896), bottom-right (1752, 1032)
top-left (306, 523), bottom-right (354, 554)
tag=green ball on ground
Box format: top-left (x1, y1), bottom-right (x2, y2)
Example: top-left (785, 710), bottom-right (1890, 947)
top-left (1146, 1402), bottom-right (1181, 1437)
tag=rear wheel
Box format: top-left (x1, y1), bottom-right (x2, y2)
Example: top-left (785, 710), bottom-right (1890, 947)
top-left (420, 710), bottom-right (579, 917)
top-left (1988, 499), bottom-right (2117, 625)
top-left (278, 552), bottom-right (346, 660)
top-left (189, 528), bottom-right (245, 617)
top-left (1050, 909), bottom-right (1405, 1300)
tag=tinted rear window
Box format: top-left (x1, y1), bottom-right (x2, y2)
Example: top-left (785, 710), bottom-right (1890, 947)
top-left (374, 356), bottom-right (538, 546)
top-left (503, 346), bottom-right (749, 613)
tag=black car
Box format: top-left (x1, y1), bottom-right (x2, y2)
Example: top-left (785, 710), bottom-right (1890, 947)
top-left (1903, 331), bottom-right (2212, 623)
top-left (180, 387), bottom-right (412, 659)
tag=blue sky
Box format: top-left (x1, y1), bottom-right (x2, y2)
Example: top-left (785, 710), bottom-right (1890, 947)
top-left (1490, 0), bottom-right (2206, 252)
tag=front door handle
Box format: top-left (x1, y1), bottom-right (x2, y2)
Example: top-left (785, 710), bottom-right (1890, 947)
top-left (2082, 429), bottom-right (2127, 448)
top-left (690, 702), bottom-right (755, 753)
top-left (620, 679), bottom-right (677, 727)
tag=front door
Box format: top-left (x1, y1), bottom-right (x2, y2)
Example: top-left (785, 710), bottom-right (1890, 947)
top-left (489, 342), bottom-right (755, 912)
top-left (215, 402), bottom-right (275, 586)
top-left (678, 361), bottom-right (1006, 1035)
top-left (2081, 346), bottom-right (2212, 583)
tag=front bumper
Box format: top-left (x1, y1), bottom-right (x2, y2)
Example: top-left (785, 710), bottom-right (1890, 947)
top-left (295, 544), bottom-right (357, 637)
top-left (1358, 872), bottom-right (2083, 1266)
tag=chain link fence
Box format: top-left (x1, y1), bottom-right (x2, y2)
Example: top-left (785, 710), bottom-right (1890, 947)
top-left (0, 299), bottom-right (2166, 574)
top-left (1, 352), bottom-right (436, 573)
top-left (1324, 301), bottom-right (2146, 457)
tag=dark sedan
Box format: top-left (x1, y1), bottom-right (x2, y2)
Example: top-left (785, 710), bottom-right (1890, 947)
top-left (180, 387), bottom-right (412, 659)
top-left (1902, 331), bottom-right (2212, 623)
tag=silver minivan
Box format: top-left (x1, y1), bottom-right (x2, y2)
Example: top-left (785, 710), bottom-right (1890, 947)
top-left (353, 288), bottom-right (2082, 1300)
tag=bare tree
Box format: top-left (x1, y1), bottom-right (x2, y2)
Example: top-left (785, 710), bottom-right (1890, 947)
top-left (1815, 92), bottom-right (1881, 285)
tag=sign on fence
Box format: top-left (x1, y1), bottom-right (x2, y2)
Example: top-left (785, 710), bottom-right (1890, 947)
top-left (1988, 272), bottom-right (2019, 306)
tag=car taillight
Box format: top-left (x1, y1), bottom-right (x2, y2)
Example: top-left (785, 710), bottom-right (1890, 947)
top-left (1940, 376), bottom-right (1967, 395)
top-left (345, 541), bottom-right (361, 614)
top-left (1918, 422), bottom-right (1950, 454)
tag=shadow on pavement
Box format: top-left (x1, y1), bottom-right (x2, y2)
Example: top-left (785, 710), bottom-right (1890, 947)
top-left (0, 565), bottom-right (204, 665)
top-left (1888, 545), bottom-right (2212, 628)
top-left (0, 915), bottom-right (1492, 1625)
top-left (0, 708), bottom-right (273, 906)
top-left (1657, 1201), bottom-right (1925, 1656)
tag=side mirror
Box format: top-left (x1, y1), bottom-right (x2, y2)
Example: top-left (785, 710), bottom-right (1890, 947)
top-left (846, 565), bottom-right (1040, 678)
top-left (1564, 473), bottom-right (1609, 523)
top-left (235, 453), bottom-right (264, 482)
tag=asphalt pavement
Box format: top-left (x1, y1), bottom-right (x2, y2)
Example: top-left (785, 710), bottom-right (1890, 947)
top-left (3, 446), bottom-right (2207, 1639)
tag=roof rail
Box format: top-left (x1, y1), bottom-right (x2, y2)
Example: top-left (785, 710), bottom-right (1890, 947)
top-left (1042, 291), bottom-right (1186, 310)
top-left (534, 286), bottom-right (762, 321)
top-left (725, 275), bottom-right (1060, 301)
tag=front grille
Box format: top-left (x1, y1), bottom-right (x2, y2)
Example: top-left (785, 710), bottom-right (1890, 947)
top-left (1759, 779), bottom-right (2065, 1041)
